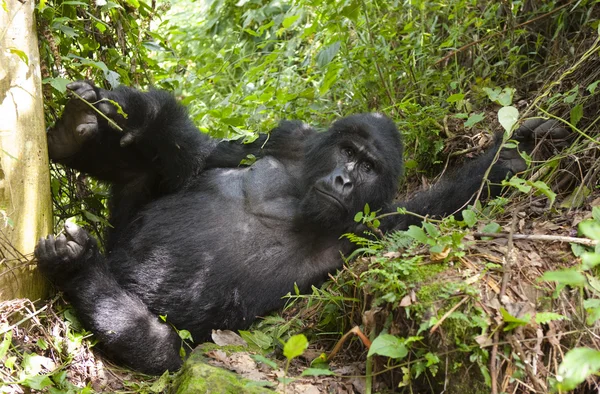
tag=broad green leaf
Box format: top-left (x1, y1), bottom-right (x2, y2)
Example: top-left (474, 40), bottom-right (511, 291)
top-left (580, 220), bottom-right (600, 240)
top-left (481, 222), bottom-right (501, 234)
top-left (406, 225), bottom-right (430, 245)
top-left (582, 252), bottom-right (600, 270)
top-left (316, 41), bottom-right (341, 68)
top-left (251, 354), bottom-right (278, 369)
top-left (498, 106), bottom-right (519, 133)
top-left (283, 334), bottom-right (308, 360)
top-left (301, 368), bottom-right (335, 377)
top-left (47, 77), bottom-right (71, 93)
top-left (556, 348), bottom-right (600, 391)
top-left (461, 209), bottom-right (477, 227)
top-left (282, 15), bottom-right (300, 28)
top-left (423, 222), bottom-right (439, 238)
top-left (530, 180), bottom-right (556, 206)
top-left (539, 269), bottom-right (587, 287)
top-left (464, 112), bottom-right (485, 128)
top-left (22, 375), bottom-right (53, 390)
top-left (354, 212), bottom-right (363, 222)
top-left (367, 334), bottom-right (408, 359)
top-left (570, 104), bottom-right (583, 127)
top-left (588, 80), bottom-right (600, 94)
top-left (446, 93), bottom-right (464, 103)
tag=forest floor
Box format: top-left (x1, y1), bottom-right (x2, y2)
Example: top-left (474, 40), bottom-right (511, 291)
top-left (1, 187), bottom-right (599, 393)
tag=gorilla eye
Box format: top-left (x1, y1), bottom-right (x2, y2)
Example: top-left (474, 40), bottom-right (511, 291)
top-left (343, 147), bottom-right (355, 158)
top-left (362, 161), bottom-right (374, 173)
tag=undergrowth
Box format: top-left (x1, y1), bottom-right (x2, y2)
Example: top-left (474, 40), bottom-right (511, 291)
top-left (1, 0), bottom-right (600, 392)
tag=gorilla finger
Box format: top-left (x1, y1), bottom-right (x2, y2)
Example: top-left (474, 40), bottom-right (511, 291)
top-left (531, 119), bottom-right (561, 136)
top-left (97, 102), bottom-right (117, 117)
top-left (66, 241), bottom-right (84, 259)
top-left (67, 82), bottom-right (97, 102)
top-left (513, 118), bottom-right (547, 140)
top-left (64, 222), bottom-right (89, 246)
top-left (120, 132), bottom-right (136, 147)
top-left (75, 123), bottom-right (98, 139)
top-left (55, 234), bottom-right (68, 256)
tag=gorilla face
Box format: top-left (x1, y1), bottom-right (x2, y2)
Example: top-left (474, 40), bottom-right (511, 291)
top-left (299, 113), bottom-right (404, 228)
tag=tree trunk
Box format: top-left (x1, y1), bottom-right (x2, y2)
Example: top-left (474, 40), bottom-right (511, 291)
top-left (0, 0), bottom-right (53, 300)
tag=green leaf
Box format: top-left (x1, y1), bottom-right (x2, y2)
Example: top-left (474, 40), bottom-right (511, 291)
top-left (535, 312), bottom-right (567, 324)
top-left (584, 299), bottom-right (600, 325)
top-left (570, 104), bottom-right (583, 127)
top-left (8, 48), bottom-right (28, 65)
top-left (593, 206), bottom-right (600, 222)
top-left (481, 222), bottom-right (501, 234)
top-left (582, 252), bottom-right (600, 270)
top-left (580, 220), bottom-right (600, 240)
top-left (498, 106), bottom-right (519, 133)
top-left (239, 330), bottom-right (272, 350)
top-left (500, 308), bottom-right (530, 331)
top-left (354, 211), bottom-right (363, 222)
top-left (316, 41), bottom-right (341, 68)
top-left (282, 15), bottom-right (300, 28)
top-left (47, 77), bottom-right (71, 93)
top-left (283, 334), bottom-right (308, 360)
top-left (367, 334), bottom-right (408, 359)
top-left (461, 209), bottom-right (477, 227)
top-left (178, 329), bottom-right (193, 341)
top-left (556, 348), bottom-right (600, 391)
top-left (423, 222), bottom-right (439, 238)
top-left (464, 112), bottom-right (485, 128)
top-left (530, 180), bottom-right (556, 206)
top-left (22, 375), bottom-right (53, 390)
top-left (301, 368), bottom-right (335, 376)
top-left (587, 80), bottom-right (600, 94)
top-left (406, 225), bottom-right (430, 245)
top-left (251, 354), bottom-right (278, 369)
top-left (0, 331), bottom-right (12, 360)
top-left (496, 87), bottom-right (515, 106)
top-left (539, 269), bottom-right (587, 287)
top-left (446, 93), bottom-right (464, 103)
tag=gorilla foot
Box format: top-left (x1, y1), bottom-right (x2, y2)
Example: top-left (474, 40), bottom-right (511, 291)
top-left (35, 223), bottom-right (98, 284)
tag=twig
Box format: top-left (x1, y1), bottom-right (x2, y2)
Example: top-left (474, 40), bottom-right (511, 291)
top-left (474, 232), bottom-right (598, 247)
top-left (491, 212), bottom-right (516, 394)
top-left (435, 1), bottom-right (576, 66)
top-left (509, 336), bottom-right (547, 393)
top-left (429, 296), bottom-right (469, 334)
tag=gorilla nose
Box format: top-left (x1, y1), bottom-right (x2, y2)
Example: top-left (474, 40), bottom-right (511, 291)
top-left (333, 171), bottom-right (353, 193)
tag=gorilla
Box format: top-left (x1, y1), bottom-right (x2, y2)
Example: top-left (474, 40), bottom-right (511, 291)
top-left (35, 81), bottom-right (568, 374)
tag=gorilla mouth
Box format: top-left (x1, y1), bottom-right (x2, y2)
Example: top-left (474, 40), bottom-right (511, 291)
top-left (315, 188), bottom-right (345, 210)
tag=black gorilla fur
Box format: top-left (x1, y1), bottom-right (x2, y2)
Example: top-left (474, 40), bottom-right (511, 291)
top-left (35, 81), bottom-right (569, 374)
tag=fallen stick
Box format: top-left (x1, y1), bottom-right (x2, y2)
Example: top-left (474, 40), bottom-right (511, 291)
top-left (473, 232), bottom-right (598, 247)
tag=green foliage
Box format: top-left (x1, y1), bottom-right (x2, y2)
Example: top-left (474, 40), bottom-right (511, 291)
top-left (556, 348), bottom-right (600, 391)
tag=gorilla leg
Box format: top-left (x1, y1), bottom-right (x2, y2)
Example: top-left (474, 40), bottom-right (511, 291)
top-left (35, 223), bottom-right (182, 374)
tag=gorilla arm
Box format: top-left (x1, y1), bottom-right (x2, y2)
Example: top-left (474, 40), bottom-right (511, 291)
top-left (47, 81), bottom-right (216, 192)
top-left (381, 119), bottom-right (571, 231)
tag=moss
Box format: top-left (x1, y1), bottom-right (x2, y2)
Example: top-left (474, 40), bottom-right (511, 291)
top-left (170, 348), bottom-right (273, 394)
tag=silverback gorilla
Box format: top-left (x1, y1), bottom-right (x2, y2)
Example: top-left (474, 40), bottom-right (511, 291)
top-left (35, 81), bottom-right (568, 374)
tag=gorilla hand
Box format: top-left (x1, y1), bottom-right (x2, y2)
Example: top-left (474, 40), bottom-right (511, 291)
top-left (497, 118), bottom-right (571, 174)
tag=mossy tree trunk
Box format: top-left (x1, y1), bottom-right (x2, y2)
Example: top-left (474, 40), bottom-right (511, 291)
top-left (0, 0), bottom-right (53, 300)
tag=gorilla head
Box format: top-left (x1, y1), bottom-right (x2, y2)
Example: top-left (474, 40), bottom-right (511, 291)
top-left (299, 113), bottom-right (404, 228)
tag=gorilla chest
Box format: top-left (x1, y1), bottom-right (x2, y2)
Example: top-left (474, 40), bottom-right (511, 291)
top-left (207, 156), bottom-right (300, 224)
